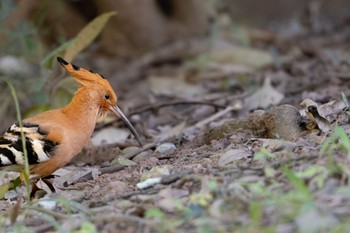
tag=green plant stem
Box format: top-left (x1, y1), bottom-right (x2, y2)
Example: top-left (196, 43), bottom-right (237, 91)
top-left (6, 80), bottom-right (31, 202)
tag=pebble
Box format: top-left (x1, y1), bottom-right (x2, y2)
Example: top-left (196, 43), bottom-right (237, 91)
top-left (111, 157), bottom-right (137, 166)
top-left (132, 151), bottom-right (150, 162)
top-left (121, 147), bottom-right (139, 155)
top-left (58, 190), bottom-right (86, 202)
top-left (4, 190), bottom-right (18, 201)
top-left (155, 143), bottom-right (176, 153)
top-left (140, 165), bottom-right (171, 181)
top-left (38, 198), bottom-right (57, 210)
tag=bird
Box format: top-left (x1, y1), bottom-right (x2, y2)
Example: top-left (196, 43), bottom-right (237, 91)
top-left (0, 57), bottom-right (142, 179)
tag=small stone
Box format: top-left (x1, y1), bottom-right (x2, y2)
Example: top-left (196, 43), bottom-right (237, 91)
top-left (155, 143), bottom-right (176, 153)
top-left (133, 151), bottom-right (150, 162)
top-left (121, 147), bottom-right (139, 155)
top-left (4, 190), bottom-right (18, 201)
top-left (0, 56), bottom-right (29, 75)
top-left (111, 157), bottom-right (137, 166)
top-left (136, 177), bottom-right (162, 189)
top-left (58, 190), bottom-right (85, 202)
top-left (38, 198), bottom-right (57, 210)
top-left (140, 165), bottom-right (171, 181)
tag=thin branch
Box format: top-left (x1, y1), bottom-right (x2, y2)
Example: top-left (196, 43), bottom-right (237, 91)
top-left (123, 143), bottom-right (157, 160)
top-left (129, 100), bottom-right (226, 116)
top-left (26, 206), bottom-right (69, 219)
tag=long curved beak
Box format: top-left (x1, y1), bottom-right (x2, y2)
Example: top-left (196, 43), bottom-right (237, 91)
top-left (110, 105), bottom-right (143, 147)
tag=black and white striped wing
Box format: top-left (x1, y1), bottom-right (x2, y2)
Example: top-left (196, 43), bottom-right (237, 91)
top-left (0, 123), bottom-right (58, 166)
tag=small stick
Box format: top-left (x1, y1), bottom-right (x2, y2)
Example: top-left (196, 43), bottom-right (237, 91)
top-left (129, 100), bottom-right (226, 116)
top-left (26, 205), bottom-right (68, 219)
top-left (123, 143), bottom-right (157, 160)
top-left (184, 104), bottom-right (241, 135)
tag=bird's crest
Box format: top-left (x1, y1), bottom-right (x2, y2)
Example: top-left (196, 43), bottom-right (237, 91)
top-left (57, 57), bottom-right (108, 87)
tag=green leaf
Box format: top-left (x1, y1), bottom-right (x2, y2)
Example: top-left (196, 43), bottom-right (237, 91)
top-left (0, 183), bottom-right (11, 199)
top-left (254, 147), bottom-right (275, 160)
top-left (72, 222), bottom-right (97, 233)
top-left (145, 208), bottom-right (165, 220)
top-left (51, 77), bottom-right (78, 108)
top-left (64, 11), bottom-right (117, 62)
top-left (41, 40), bottom-right (73, 69)
top-left (249, 201), bottom-right (263, 225)
top-left (296, 166), bottom-right (328, 189)
top-left (6, 81), bottom-right (30, 202)
top-left (283, 167), bottom-right (312, 201)
top-left (335, 126), bottom-right (350, 154)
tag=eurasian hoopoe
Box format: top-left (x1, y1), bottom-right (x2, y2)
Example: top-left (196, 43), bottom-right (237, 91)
top-left (0, 57), bottom-right (142, 178)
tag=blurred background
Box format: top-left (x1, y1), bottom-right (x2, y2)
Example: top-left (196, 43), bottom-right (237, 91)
top-left (1, 0), bottom-right (350, 132)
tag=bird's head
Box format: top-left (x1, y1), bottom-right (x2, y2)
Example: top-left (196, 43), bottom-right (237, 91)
top-left (57, 56), bottom-right (143, 147)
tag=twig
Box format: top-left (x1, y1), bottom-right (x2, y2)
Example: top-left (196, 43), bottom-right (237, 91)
top-left (183, 104), bottom-right (241, 135)
top-left (25, 205), bottom-right (68, 219)
top-left (93, 212), bottom-right (157, 225)
top-left (31, 223), bottom-right (54, 233)
top-left (100, 164), bottom-right (126, 174)
top-left (123, 143), bottom-right (157, 160)
top-left (72, 164), bottom-right (127, 185)
top-left (88, 188), bottom-right (160, 208)
top-left (129, 100), bottom-right (226, 116)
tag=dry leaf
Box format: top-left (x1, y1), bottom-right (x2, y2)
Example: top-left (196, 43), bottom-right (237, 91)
top-left (318, 99), bottom-right (346, 118)
top-left (53, 167), bottom-right (100, 186)
top-left (155, 121), bottom-right (186, 141)
top-left (217, 148), bottom-right (251, 167)
top-left (36, 179), bottom-right (54, 195)
top-left (64, 11), bottom-right (117, 61)
top-left (244, 77), bottom-right (284, 110)
top-left (300, 99), bottom-right (331, 132)
top-left (149, 75), bottom-right (205, 98)
top-left (91, 127), bottom-right (130, 146)
top-left (208, 46), bottom-right (273, 69)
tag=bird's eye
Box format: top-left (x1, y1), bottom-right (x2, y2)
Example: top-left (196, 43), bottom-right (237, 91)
top-left (105, 94), bottom-right (110, 100)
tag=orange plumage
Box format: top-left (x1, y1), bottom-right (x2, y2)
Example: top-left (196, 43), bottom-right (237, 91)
top-left (0, 57), bottom-right (142, 178)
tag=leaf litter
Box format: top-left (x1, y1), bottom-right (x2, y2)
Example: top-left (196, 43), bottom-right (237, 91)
top-left (4, 11), bottom-right (350, 233)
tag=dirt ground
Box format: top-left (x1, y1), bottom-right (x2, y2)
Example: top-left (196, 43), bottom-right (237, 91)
top-left (2, 9), bottom-right (350, 233)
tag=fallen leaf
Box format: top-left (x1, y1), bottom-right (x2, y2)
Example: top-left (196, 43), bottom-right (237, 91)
top-left (91, 127), bottom-right (130, 146)
top-left (208, 46), bottom-right (274, 69)
top-left (155, 121), bottom-right (186, 141)
top-left (245, 77), bottom-right (284, 110)
top-left (300, 99), bottom-right (331, 132)
top-left (318, 99), bottom-right (346, 119)
top-left (155, 143), bottom-right (176, 153)
top-left (36, 179), bottom-right (54, 195)
top-left (149, 75), bottom-right (205, 98)
top-left (53, 167), bottom-right (100, 186)
top-left (257, 138), bottom-right (297, 151)
top-left (217, 148), bottom-right (252, 167)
